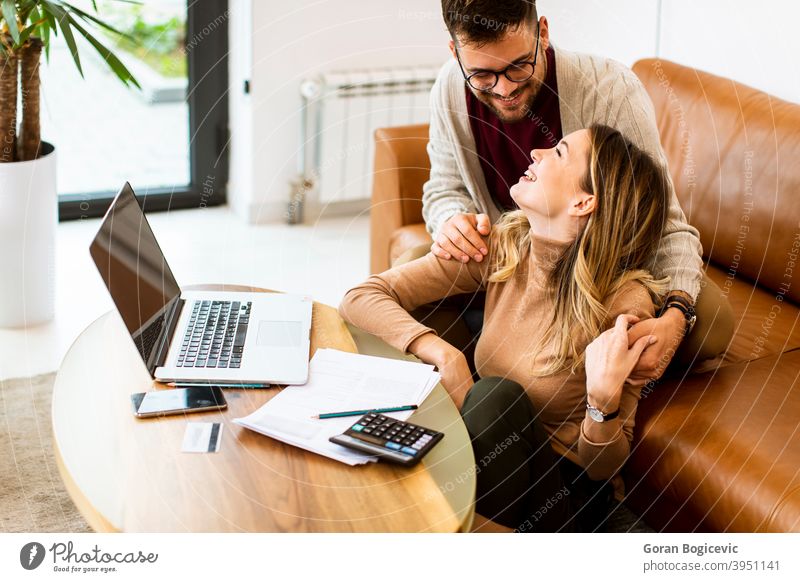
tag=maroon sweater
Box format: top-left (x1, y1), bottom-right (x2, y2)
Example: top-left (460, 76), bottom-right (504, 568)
top-left (466, 45), bottom-right (562, 211)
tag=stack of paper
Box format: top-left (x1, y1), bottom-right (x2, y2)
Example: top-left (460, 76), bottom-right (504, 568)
top-left (233, 349), bottom-right (441, 465)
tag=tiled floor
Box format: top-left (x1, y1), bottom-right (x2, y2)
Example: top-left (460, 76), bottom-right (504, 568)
top-left (0, 206), bottom-right (370, 381)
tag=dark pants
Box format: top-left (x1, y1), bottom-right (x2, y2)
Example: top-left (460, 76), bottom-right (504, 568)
top-left (460, 377), bottom-right (614, 532)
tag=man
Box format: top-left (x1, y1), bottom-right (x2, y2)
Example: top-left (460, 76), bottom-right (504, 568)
top-left (418, 0), bottom-right (733, 384)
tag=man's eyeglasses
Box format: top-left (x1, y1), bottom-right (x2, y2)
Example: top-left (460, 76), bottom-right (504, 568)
top-left (454, 22), bottom-right (541, 92)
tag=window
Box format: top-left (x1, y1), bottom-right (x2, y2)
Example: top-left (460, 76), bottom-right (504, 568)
top-left (49, 0), bottom-right (228, 220)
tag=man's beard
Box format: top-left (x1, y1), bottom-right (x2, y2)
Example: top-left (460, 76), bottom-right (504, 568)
top-left (472, 80), bottom-right (539, 124)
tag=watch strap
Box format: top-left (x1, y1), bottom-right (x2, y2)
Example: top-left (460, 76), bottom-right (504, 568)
top-left (586, 402), bottom-right (620, 422)
top-left (659, 294), bottom-right (697, 334)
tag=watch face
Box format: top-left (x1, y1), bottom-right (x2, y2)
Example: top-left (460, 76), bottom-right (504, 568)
top-left (588, 407), bottom-right (604, 422)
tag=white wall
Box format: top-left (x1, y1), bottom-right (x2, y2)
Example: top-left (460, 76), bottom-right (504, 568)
top-left (538, 0), bottom-right (800, 102)
top-left (537, 0), bottom-right (659, 66)
top-left (659, 0), bottom-right (800, 104)
top-left (228, 0), bottom-right (449, 223)
top-left (228, 0), bottom-right (799, 224)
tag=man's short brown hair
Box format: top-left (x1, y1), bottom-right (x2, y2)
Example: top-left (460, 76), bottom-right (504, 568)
top-left (441, 0), bottom-right (538, 46)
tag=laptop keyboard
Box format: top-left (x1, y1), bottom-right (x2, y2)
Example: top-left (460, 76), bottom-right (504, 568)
top-left (176, 300), bottom-right (251, 368)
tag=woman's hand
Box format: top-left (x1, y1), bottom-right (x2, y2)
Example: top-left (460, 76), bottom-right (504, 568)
top-left (407, 333), bottom-right (473, 409)
top-left (585, 314), bottom-right (656, 413)
top-left (625, 307), bottom-right (686, 386)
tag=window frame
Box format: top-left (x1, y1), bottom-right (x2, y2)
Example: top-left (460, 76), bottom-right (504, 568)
top-left (58, 0), bottom-right (229, 221)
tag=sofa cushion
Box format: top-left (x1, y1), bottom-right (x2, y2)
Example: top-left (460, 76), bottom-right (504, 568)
top-left (388, 224), bottom-right (432, 267)
top-left (706, 265), bottom-right (800, 363)
top-left (625, 349), bottom-right (800, 532)
top-left (633, 59), bottom-right (800, 304)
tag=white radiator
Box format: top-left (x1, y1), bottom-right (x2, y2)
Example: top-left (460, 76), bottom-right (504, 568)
top-left (289, 65), bottom-right (440, 223)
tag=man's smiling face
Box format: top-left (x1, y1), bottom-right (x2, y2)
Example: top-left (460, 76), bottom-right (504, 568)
top-left (451, 18), bottom-right (550, 124)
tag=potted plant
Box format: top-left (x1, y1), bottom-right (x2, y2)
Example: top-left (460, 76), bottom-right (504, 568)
top-left (0, 0), bottom-right (138, 327)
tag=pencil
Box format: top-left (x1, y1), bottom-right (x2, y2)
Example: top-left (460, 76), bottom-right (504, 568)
top-left (313, 404), bottom-right (418, 419)
top-left (166, 381), bottom-right (272, 388)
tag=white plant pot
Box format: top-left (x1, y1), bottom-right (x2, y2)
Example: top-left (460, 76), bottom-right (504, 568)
top-left (0, 142), bottom-right (57, 328)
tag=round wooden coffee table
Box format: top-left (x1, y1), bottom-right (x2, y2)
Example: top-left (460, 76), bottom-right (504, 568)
top-left (53, 285), bottom-right (475, 532)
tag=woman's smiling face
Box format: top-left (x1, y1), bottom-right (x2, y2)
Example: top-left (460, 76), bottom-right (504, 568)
top-left (510, 128), bottom-right (593, 221)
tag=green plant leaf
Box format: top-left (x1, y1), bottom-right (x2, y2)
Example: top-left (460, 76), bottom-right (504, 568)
top-left (44, 10), bottom-right (56, 34)
top-left (41, 0), bottom-right (83, 76)
top-left (18, 23), bottom-right (35, 45)
top-left (1, 0), bottom-right (20, 44)
top-left (64, 12), bottom-right (140, 89)
top-left (42, 20), bottom-right (51, 60)
top-left (62, 1), bottom-right (136, 43)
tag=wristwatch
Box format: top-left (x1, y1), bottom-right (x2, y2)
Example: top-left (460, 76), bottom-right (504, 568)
top-left (586, 402), bottom-right (620, 423)
top-left (659, 294), bottom-right (697, 335)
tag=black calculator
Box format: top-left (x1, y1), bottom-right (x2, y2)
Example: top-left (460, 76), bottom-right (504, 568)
top-left (329, 413), bottom-right (443, 466)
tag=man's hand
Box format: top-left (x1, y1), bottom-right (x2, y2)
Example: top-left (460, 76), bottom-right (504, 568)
top-left (431, 212), bottom-right (491, 263)
top-left (585, 314), bottom-right (656, 413)
top-left (407, 333), bottom-right (473, 409)
top-left (626, 308), bottom-right (687, 386)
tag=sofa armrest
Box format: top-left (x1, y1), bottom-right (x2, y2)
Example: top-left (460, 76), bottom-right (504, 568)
top-left (370, 124), bottom-right (431, 274)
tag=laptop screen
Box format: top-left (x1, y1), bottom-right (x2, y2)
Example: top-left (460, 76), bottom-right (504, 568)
top-left (89, 183), bottom-right (181, 370)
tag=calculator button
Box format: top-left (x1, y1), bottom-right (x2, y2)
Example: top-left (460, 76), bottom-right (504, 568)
top-left (385, 442), bottom-right (402, 450)
top-left (412, 442), bottom-right (424, 449)
top-left (362, 428), bottom-right (373, 434)
top-left (351, 424), bottom-right (365, 432)
top-left (391, 436), bottom-right (403, 443)
top-left (401, 446), bottom-right (418, 456)
top-left (402, 438), bottom-right (414, 446)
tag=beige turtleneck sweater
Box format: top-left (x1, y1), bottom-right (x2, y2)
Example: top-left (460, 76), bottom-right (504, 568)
top-left (339, 233), bottom-right (655, 494)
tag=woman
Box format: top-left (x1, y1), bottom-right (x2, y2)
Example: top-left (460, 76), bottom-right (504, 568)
top-left (339, 124), bottom-right (670, 532)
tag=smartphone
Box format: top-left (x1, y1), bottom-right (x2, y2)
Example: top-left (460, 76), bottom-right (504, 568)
top-left (131, 386), bottom-right (227, 418)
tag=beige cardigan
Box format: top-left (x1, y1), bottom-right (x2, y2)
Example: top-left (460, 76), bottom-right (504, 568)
top-left (421, 47), bottom-right (704, 299)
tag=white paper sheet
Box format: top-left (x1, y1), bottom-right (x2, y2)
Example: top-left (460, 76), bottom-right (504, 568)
top-left (233, 349), bottom-right (441, 465)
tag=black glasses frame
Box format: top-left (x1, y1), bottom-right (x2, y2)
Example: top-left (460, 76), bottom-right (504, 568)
top-left (454, 21), bottom-right (541, 93)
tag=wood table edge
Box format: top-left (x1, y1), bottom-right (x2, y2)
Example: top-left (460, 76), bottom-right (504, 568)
top-left (53, 435), bottom-right (119, 533)
top-left (53, 285), bottom-right (466, 533)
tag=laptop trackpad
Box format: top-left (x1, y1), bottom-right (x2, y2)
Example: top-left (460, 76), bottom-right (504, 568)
top-left (256, 320), bottom-right (302, 347)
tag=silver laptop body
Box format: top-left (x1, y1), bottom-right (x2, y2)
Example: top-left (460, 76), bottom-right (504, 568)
top-left (90, 183), bottom-right (312, 385)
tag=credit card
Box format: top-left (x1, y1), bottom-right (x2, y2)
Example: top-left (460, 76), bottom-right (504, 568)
top-left (182, 422), bottom-right (223, 453)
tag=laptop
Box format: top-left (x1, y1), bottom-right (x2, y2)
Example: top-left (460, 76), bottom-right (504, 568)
top-left (90, 183), bottom-right (312, 385)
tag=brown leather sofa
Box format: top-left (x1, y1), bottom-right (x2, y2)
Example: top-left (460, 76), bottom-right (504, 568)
top-left (368, 59), bottom-right (800, 532)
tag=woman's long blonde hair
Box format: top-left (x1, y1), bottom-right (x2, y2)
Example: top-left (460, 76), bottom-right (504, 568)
top-left (489, 124), bottom-right (671, 375)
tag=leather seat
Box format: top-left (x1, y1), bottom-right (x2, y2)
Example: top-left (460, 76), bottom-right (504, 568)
top-left (625, 349), bottom-right (800, 532)
top-left (389, 224), bottom-right (431, 267)
top-left (705, 266), bottom-right (800, 364)
top-left (368, 58), bottom-right (800, 532)
top-left (624, 59), bottom-right (800, 531)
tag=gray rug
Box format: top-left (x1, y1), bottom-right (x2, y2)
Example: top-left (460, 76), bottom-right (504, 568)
top-left (0, 373), bottom-right (92, 533)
